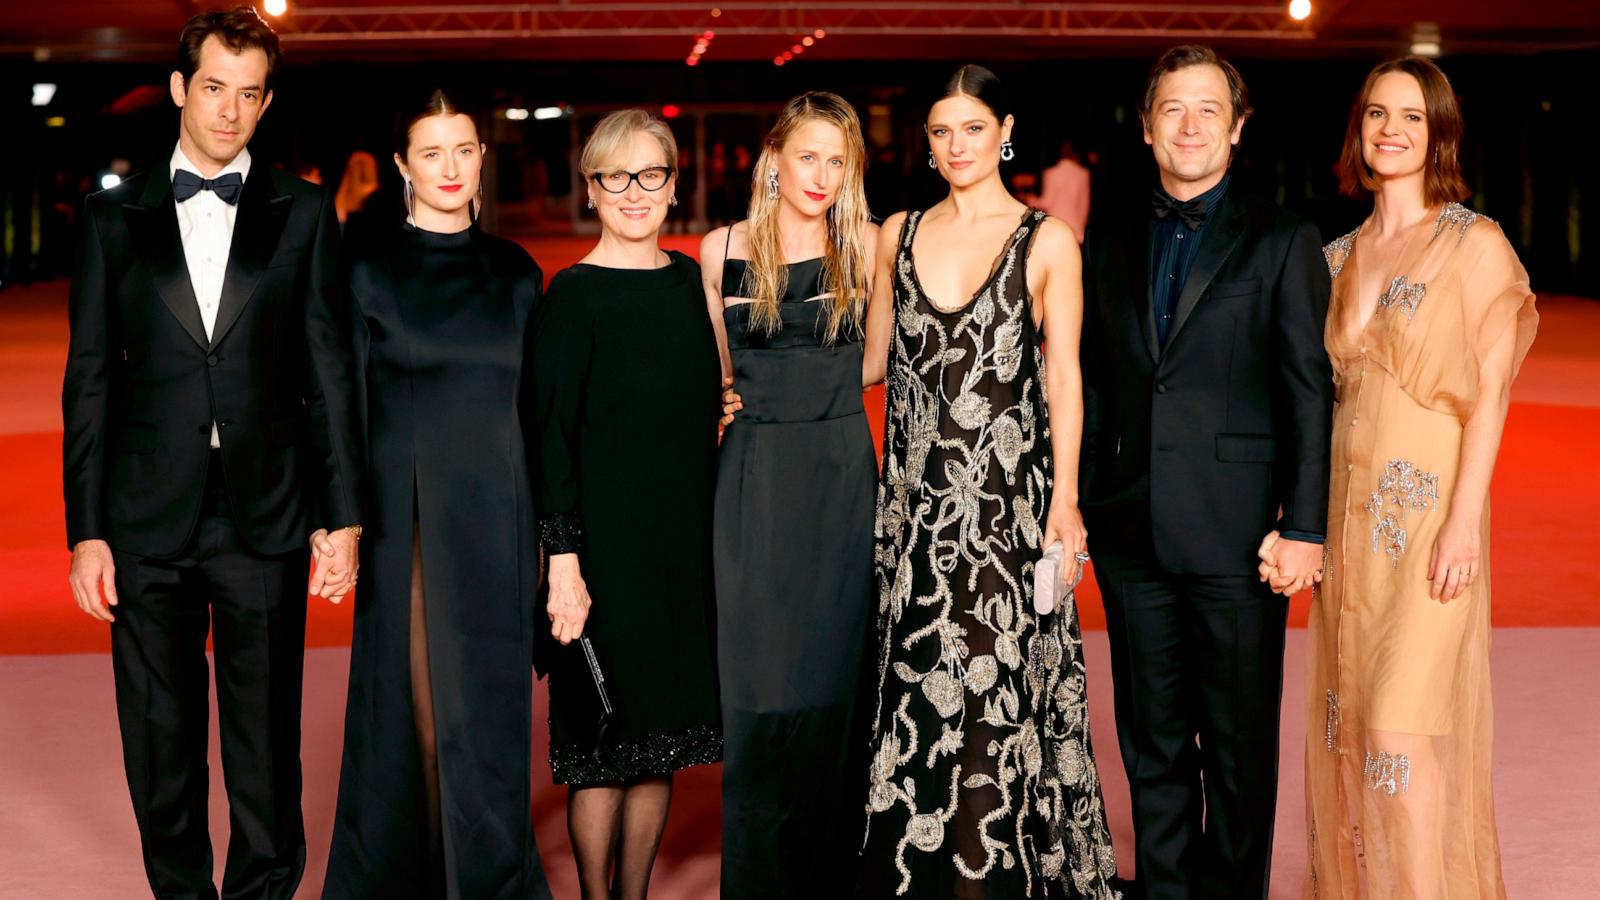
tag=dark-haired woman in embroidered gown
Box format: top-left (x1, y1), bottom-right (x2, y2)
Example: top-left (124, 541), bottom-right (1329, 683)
top-left (1300, 59), bottom-right (1536, 900)
top-left (856, 66), bottom-right (1119, 899)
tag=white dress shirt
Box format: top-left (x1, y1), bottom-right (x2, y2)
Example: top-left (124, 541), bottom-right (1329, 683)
top-left (170, 143), bottom-right (251, 449)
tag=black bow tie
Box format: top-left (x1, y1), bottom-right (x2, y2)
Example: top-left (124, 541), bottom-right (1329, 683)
top-left (172, 169), bottom-right (244, 205)
top-left (1151, 189), bottom-right (1207, 231)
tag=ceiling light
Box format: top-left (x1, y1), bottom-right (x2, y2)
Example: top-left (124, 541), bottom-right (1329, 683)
top-left (1410, 22), bottom-right (1441, 56)
top-left (1288, 0), bottom-right (1312, 21)
top-left (32, 83), bottom-right (56, 106)
top-left (533, 106), bottom-right (564, 120)
top-left (263, 0), bottom-right (288, 16)
top-left (505, 107), bottom-right (530, 120)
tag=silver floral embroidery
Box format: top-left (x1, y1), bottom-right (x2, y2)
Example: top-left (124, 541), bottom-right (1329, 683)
top-left (1364, 750), bottom-right (1412, 797)
top-left (1324, 690), bottom-right (1341, 753)
top-left (1431, 201), bottom-right (1486, 244)
top-left (1323, 228), bottom-right (1358, 279)
top-left (864, 210), bottom-right (1119, 898)
top-left (1364, 459), bottom-right (1440, 565)
top-left (1377, 274), bottom-right (1427, 321)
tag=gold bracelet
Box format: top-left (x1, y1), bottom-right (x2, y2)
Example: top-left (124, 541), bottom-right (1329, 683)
top-left (342, 524), bottom-right (363, 540)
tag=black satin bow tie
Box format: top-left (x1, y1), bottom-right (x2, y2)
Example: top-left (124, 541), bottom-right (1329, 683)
top-left (172, 169), bottom-right (244, 205)
top-left (1151, 189), bottom-right (1207, 231)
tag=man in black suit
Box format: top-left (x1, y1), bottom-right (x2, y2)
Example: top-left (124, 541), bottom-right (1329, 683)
top-left (1078, 45), bottom-right (1333, 900)
top-left (61, 8), bottom-right (362, 898)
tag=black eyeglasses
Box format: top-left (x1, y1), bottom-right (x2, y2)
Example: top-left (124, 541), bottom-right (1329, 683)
top-left (591, 166), bottom-right (674, 193)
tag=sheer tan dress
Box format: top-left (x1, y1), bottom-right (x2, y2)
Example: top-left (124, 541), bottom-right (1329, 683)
top-left (1305, 203), bottom-right (1537, 899)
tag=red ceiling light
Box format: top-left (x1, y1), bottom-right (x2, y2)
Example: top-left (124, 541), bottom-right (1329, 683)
top-left (814, 29), bottom-right (826, 38)
top-left (662, 104), bottom-right (681, 118)
top-left (711, 7), bottom-right (722, 16)
top-left (773, 57), bottom-right (785, 66)
top-left (791, 43), bottom-right (803, 53)
top-left (685, 27), bottom-right (713, 66)
top-left (802, 36), bottom-right (814, 46)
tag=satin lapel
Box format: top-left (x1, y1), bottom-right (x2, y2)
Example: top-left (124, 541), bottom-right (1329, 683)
top-left (1165, 190), bottom-right (1246, 350)
top-left (210, 170), bottom-right (292, 348)
top-left (123, 170), bottom-right (209, 351)
top-left (1138, 215), bottom-right (1160, 362)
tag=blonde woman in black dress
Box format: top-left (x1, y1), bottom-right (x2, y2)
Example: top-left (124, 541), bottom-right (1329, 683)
top-left (700, 92), bottom-right (879, 898)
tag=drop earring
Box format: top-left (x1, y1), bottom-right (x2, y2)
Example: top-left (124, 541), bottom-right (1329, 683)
top-left (670, 195), bottom-right (679, 207)
top-left (1000, 141), bottom-right (1015, 162)
top-left (403, 178), bottom-right (415, 226)
top-left (586, 195), bottom-right (595, 210)
top-left (767, 168), bottom-right (779, 199)
top-left (927, 151), bottom-right (937, 170)
top-left (470, 184), bottom-right (483, 222)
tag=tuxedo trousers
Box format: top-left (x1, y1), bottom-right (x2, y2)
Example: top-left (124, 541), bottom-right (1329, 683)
top-left (1094, 547), bottom-right (1288, 900)
top-left (109, 454), bottom-right (311, 900)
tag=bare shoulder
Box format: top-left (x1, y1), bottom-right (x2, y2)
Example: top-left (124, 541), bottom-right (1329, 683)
top-left (879, 211), bottom-right (909, 255)
top-left (699, 224), bottom-right (730, 263)
top-left (862, 219), bottom-right (883, 255)
top-left (1032, 215), bottom-right (1083, 271)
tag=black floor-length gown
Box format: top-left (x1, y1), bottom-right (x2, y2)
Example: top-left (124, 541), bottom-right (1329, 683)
top-left (715, 257), bottom-right (877, 898)
top-left (325, 224), bottom-right (552, 899)
top-left (533, 251), bottom-right (723, 785)
top-left (860, 209), bottom-right (1120, 899)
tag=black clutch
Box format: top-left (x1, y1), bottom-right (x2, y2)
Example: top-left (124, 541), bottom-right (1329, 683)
top-left (578, 635), bottom-right (615, 762)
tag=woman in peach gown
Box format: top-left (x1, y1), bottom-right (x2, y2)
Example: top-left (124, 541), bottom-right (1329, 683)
top-left (1300, 57), bottom-right (1537, 899)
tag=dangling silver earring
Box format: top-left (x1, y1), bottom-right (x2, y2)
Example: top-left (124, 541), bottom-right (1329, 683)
top-left (586, 196), bottom-right (595, 210)
top-left (670, 195), bottom-right (679, 207)
top-left (1000, 141), bottom-right (1015, 162)
top-left (470, 184), bottom-right (483, 222)
top-left (767, 168), bottom-right (779, 199)
top-left (403, 179), bottom-right (415, 226)
top-left (927, 151), bottom-right (937, 170)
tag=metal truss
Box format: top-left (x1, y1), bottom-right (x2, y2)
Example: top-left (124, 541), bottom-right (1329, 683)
top-left (272, 3), bottom-right (1316, 43)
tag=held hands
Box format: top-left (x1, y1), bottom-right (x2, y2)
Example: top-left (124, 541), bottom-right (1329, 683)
top-left (309, 527), bottom-right (360, 603)
top-left (719, 376), bottom-right (743, 430)
top-left (547, 553), bottom-right (591, 645)
top-left (68, 539), bottom-right (118, 622)
top-left (1041, 502), bottom-right (1089, 587)
top-left (1428, 513), bottom-right (1480, 603)
top-left (1257, 530), bottom-right (1324, 596)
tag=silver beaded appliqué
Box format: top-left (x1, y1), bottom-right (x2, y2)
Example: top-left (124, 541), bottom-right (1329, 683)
top-left (1324, 690), bottom-right (1341, 753)
top-left (1364, 459), bottom-right (1440, 565)
top-left (1364, 750), bottom-right (1412, 797)
top-left (1323, 229), bottom-right (1358, 279)
top-left (1377, 274), bottom-right (1427, 322)
top-left (1431, 201), bottom-right (1486, 245)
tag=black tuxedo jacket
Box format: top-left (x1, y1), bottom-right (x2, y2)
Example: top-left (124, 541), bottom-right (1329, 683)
top-left (1078, 188), bottom-right (1333, 575)
top-left (63, 163), bottom-right (363, 558)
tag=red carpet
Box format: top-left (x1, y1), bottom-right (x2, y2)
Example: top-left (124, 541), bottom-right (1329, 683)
top-left (5, 272), bottom-right (1596, 653)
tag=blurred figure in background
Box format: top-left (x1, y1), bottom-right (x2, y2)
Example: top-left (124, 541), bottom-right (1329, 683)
top-left (1037, 139), bottom-right (1090, 241)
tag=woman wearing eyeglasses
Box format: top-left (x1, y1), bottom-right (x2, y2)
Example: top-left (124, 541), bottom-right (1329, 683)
top-left (531, 108), bottom-right (722, 900)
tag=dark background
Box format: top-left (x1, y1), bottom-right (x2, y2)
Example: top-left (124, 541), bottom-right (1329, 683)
top-left (1, 49), bottom-right (1594, 293)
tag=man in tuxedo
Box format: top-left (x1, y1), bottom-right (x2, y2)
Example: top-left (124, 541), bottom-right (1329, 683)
top-left (1078, 45), bottom-right (1333, 899)
top-left (61, 8), bottom-right (362, 897)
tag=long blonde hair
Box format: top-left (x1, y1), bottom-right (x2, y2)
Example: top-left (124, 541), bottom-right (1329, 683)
top-left (742, 92), bottom-right (871, 344)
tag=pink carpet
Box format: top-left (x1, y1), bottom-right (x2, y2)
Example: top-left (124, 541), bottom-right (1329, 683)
top-left (3, 263), bottom-right (1597, 897)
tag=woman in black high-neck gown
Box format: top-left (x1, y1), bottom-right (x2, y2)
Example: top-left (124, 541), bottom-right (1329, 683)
top-left (325, 93), bottom-right (551, 900)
